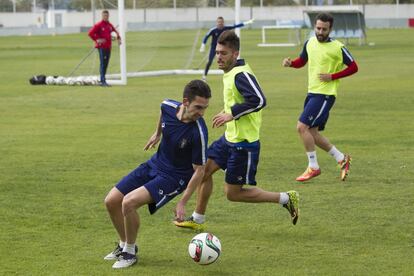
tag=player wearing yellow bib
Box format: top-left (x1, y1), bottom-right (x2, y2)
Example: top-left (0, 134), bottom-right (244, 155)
top-left (282, 13), bottom-right (358, 182)
top-left (174, 31), bottom-right (300, 230)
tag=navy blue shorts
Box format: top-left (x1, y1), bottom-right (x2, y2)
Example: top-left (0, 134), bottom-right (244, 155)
top-left (115, 162), bottom-right (187, 214)
top-left (299, 93), bottom-right (336, 131)
top-left (208, 136), bottom-right (260, 185)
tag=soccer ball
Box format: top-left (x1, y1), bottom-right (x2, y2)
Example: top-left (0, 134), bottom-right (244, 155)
top-left (75, 76), bottom-right (85, 85)
top-left (56, 76), bottom-right (65, 85)
top-left (65, 77), bottom-right (75, 86)
top-left (45, 76), bottom-right (55, 85)
top-left (188, 233), bottom-right (221, 265)
top-left (111, 31), bottom-right (118, 41)
top-left (90, 76), bottom-right (99, 85)
top-left (83, 77), bottom-right (92, 85)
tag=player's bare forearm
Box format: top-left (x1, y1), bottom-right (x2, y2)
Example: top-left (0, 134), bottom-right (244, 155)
top-left (143, 111), bottom-right (162, 150)
top-left (175, 165), bottom-right (205, 221)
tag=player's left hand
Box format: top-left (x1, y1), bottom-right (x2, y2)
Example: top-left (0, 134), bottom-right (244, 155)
top-left (319, 73), bottom-right (332, 82)
top-left (174, 201), bottom-right (186, 222)
top-left (244, 18), bottom-right (254, 25)
top-left (212, 112), bottom-right (233, 128)
top-left (117, 38), bottom-right (122, 46)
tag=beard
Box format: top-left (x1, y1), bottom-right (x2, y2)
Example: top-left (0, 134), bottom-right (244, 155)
top-left (316, 33), bottom-right (329, 42)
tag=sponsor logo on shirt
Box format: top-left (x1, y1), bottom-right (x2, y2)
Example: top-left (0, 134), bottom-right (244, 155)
top-left (179, 138), bottom-right (188, 149)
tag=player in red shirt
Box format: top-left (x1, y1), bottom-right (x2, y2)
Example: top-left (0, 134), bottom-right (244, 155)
top-left (88, 10), bottom-right (121, 86)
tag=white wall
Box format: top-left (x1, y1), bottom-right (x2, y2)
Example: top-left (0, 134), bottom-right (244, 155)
top-left (1, 4), bottom-right (414, 28)
top-left (0, 12), bottom-right (42, 27)
top-left (364, 4), bottom-right (414, 19)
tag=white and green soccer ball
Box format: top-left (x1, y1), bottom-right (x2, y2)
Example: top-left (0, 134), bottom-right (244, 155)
top-left (90, 76), bottom-right (99, 85)
top-left (75, 76), bottom-right (85, 85)
top-left (45, 76), bottom-right (55, 85)
top-left (56, 76), bottom-right (65, 85)
top-left (188, 233), bottom-right (221, 265)
top-left (65, 77), bottom-right (75, 85)
top-left (111, 31), bottom-right (118, 41)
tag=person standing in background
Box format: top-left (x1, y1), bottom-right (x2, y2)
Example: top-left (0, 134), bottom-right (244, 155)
top-left (88, 10), bottom-right (121, 86)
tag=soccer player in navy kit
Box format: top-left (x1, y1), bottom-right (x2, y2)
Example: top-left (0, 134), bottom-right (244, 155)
top-left (282, 13), bottom-right (358, 182)
top-left (200, 16), bottom-right (253, 81)
top-left (103, 80), bottom-right (211, 269)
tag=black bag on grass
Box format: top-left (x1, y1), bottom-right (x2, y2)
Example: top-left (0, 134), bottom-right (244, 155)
top-left (29, 75), bottom-right (46, 85)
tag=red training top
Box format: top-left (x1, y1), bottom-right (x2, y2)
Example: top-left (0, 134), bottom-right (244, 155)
top-left (88, 20), bottom-right (120, 49)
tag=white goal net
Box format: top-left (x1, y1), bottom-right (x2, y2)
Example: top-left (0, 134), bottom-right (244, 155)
top-left (66, 0), bottom-right (246, 85)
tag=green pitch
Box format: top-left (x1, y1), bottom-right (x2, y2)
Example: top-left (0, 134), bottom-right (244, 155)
top-left (0, 28), bottom-right (413, 275)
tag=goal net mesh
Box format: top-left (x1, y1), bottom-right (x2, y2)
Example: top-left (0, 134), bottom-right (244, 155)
top-left (70, 0), bottom-right (213, 82)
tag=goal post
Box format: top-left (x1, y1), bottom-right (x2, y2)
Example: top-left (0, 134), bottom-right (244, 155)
top-left (107, 0), bottom-right (127, 85)
top-left (257, 25), bottom-right (302, 47)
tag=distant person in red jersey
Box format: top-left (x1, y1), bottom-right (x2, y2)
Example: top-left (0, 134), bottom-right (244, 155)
top-left (88, 10), bottom-right (121, 86)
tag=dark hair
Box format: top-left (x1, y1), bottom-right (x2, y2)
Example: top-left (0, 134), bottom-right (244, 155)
top-left (217, 16), bottom-right (224, 20)
top-left (217, 30), bottom-right (240, 51)
top-left (183, 80), bottom-right (211, 102)
top-left (102, 10), bottom-right (109, 14)
top-left (315, 13), bottom-right (334, 28)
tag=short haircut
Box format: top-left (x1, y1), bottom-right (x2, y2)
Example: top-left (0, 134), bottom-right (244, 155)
top-left (315, 13), bottom-right (334, 28)
top-left (217, 31), bottom-right (240, 51)
top-left (102, 10), bottom-right (109, 14)
top-left (183, 80), bottom-right (211, 102)
top-left (217, 16), bottom-right (224, 21)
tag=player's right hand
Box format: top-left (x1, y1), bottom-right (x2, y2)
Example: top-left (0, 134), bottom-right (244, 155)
top-left (174, 201), bottom-right (186, 222)
top-left (282, 57), bottom-right (292, 67)
top-left (199, 44), bottom-right (206, 53)
top-left (144, 133), bottom-right (161, 151)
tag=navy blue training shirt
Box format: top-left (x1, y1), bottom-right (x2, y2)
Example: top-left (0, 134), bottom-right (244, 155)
top-left (148, 99), bottom-right (208, 180)
top-left (202, 23), bottom-right (244, 49)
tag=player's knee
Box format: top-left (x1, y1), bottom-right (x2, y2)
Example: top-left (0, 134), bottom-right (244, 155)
top-left (224, 186), bottom-right (239, 202)
top-left (297, 122), bottom-right (308, 134)
top-left (121, 195), bottom-right (138, 215)
top-left (104, 192), bottom-right (121, 211)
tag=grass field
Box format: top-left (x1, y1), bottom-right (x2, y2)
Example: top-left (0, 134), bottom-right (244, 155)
top-left (0, 28), bottom-right (413, 275)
